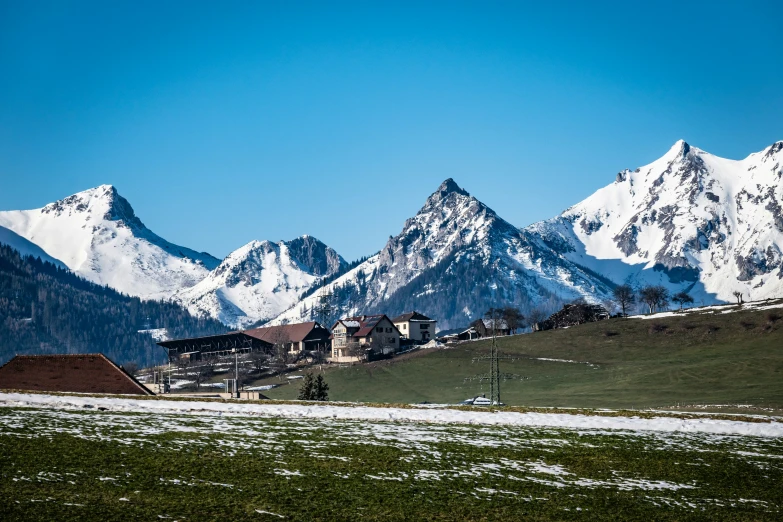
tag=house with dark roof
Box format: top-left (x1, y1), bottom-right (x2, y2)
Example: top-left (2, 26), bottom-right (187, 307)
top-left (330, 314), bottom-right (400, 362)
top-left (0, 354), bottom-right (154, 395)
top-left (243, 321), bottom-right (330, 354)
top-left (392, 311), bottom-right (437, 342)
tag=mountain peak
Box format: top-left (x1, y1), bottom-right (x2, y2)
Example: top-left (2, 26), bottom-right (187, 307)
top-left (438, 178), bottom-right (469, 196)
top-left (423, 179), bottom-right (470, 209)
top-left (666, 139), bottom-right (691, 158)
top-left (40, 184), bottom-right (141, 228)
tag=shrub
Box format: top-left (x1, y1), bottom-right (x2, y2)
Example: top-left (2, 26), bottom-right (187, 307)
top-left (649, 323), bottom-right (668, 334)
top-left (739, 320), bottom-right (756, 330)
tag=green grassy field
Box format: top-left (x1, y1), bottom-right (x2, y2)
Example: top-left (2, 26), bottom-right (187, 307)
top-left (252, 303), bottom-right (783, 411)
top-left (1, 405), bottom-right (781, 521)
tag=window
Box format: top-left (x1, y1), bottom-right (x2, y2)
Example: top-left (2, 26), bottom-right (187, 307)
top-left (420, 324), bottom-right (429, 330)
top-left (403, 324), bottom-right (407, 330)
top-left (386, 327), bottom-right (391, 333)
top-left (376, 327), bottom-right (383, 333)
top-left (389, 337), bottom-right (396, 343)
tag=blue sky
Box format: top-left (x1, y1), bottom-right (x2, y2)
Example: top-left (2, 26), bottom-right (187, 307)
top-left (1, 1), bottom-right (781, 261)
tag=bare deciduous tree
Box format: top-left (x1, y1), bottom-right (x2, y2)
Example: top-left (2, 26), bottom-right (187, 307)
top-left (732, 290), bottom-right (743, 305)
top-left (639, 285), bottom-right (670, 314)
top-left (347, 341), bottom-right (367, 361)
top-left (672, 291), bottom-right (694, 310)
top-left (527, 308), bottom-right (547, 327)
top-left (501, 307), bottom-right (525, 334)
top-left (612, 284), bottom-right (636, 317)
top-left (193, 358), bottom-right (215, 390)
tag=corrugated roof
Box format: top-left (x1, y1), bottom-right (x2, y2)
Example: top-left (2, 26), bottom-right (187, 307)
top-left (0, 354), bottom-right (153, 395)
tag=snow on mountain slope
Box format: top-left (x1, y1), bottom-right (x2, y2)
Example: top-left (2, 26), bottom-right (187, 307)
top-left (0, 185), bottom-right (219, 299)
top-left (175, 235), bottom-right (346, 328)
top-left (0, 225), bottom-right (67, 268)
top-left (527, 140), bottom-right (783, 304)
top-left (269, 179), bottom-right (615, 329)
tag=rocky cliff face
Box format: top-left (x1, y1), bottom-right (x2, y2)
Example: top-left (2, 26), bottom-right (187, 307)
top-left (269, 179), bottom-right (615, 330)
top-left (526, 140), bottom-right (783, 304)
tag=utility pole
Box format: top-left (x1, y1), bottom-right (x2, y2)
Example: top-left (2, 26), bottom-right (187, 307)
top-left (467, 310), bottom-right (520, 405)
top-left (233, 347), bottom-right (238, 398)
top-left (315, 287), bottom-right (333, 326)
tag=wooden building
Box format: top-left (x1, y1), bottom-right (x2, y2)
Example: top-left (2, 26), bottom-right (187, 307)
top-left (243, 321), bottom-right (331, 354)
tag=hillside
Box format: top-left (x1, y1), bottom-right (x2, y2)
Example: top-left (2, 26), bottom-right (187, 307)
top-left (0, 244), bottom-right (227, 367)
top-left (256, 300), bottom-right (783, 411)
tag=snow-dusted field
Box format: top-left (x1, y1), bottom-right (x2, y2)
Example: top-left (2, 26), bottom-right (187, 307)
top-left (1, 393), bottom-right (782, 520)
top-left (1, 392), bottom-right (782, 438)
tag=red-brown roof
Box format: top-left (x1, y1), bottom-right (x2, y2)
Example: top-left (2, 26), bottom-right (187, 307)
top-left (0, 354), bottom-right (153, 395)
top-left (243, 321), bottom-right (327, 344)
top-left (333, 315), bottom-right (400, 338)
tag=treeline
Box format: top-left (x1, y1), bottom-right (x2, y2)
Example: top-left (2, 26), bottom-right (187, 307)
top-left (612, 283), bottom-right (696, 316)
top-left (0, 244), bottom-right (227, 367)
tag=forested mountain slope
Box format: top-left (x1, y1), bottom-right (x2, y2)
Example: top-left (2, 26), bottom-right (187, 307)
top-left (0, 244), bottom-right (226, 367)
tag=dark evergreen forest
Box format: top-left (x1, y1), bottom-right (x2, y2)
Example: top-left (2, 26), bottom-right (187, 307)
top-left (0, 244), bottom-right (227, 367)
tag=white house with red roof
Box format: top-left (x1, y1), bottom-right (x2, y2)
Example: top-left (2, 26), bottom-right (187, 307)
top-left (330, 314), bottom-right (400, 362)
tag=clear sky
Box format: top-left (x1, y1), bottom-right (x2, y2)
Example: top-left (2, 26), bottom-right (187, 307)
top-left (1, 1), bottom-right (781, 261)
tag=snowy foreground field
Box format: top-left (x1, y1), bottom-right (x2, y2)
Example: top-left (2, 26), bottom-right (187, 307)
top-left (1, 393), bottom-right (782, 521)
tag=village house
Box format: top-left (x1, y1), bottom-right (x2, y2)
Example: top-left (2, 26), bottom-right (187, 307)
top-left (472, 318), bottom-right (512, 337)
top-left (436, 326), bottom-right (479, 343)
top-left (243, 321), bottom-right (331, 355)
top-left (391, 311), bottom-right (437, 342)
top-left (331, 314), bottom-right (401, 362)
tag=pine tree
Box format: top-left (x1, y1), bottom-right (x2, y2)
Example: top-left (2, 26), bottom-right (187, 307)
top-left (297, 372), bottom-right (315, 400)
top-left (314, 374), bottom-right (329, 401)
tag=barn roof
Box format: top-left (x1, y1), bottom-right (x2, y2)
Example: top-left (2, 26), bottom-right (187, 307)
top-left (0, 353), bottom-right (153, 395)
top-left (243, 322), bottom-right (327, 344)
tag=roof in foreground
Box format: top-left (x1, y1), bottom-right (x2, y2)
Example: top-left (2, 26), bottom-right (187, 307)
top-left (0, 353), bottom-right (153, 396)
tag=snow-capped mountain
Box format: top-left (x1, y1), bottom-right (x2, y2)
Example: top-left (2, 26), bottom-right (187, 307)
top-left (175, 235), bottom-right (346, 328)
top-left (0, 225), bottom-right (67, 268)
top-left (526, 140), bottom-right (783, 304)
top-left (269, 179), bottom-right (615, 329)
top-left (0, 185), bottom-right (219, 299)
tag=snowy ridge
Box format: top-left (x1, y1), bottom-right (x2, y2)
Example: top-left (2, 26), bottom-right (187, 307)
top-left (270, 179), bottom-right (614, 329)
top-left (0, 185), bottom-right (219, 300)
top-left (175, 235), bottom-right (346, 328)
top-left (0, 224), bottom-right (66, 268)
top-left (527, 140), bottom-right (783, 304)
